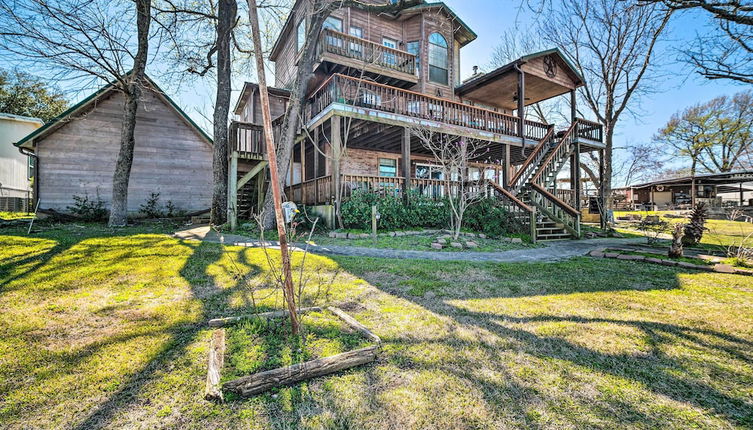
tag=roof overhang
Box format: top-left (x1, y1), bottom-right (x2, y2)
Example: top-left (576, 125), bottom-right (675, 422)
top-left (14, 73), bottom-right (212, 150)
top-left (630, 170), bottom-right (753, 188)
top-left (233, 82), bottom-right (291, 116)
top-left (394, 2), bottom-right (477, 48)
top-left (455, 48), bottom-right (583, 111)
top-left (0, 113), bottom-right (44, 126)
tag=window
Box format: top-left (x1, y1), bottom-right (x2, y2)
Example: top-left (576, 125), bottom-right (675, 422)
top-left (406, 41), bottom-right (420, 76)
top-left (379, 158), bottom-right (397, 177)
top-left (484, 169), bottom-right (496, 181)
top-left (468, 167), bottom-right (481, 181)
top-left (428, 33), bottom-right (448, 85)
top-left (297, 19), bottom-right (306, 52)
top-left (349, 26), bottom-right (363, 57)
top-left (382, 37), bottom-right (397, 66)
top-left (27, 156), bottom-right (35, 180)
top-left (324, 16), bottom-right (342, 32)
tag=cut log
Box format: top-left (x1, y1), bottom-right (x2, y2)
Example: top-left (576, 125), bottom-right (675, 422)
top-left (204, 329), bottom-right (226, 402)
top-left (327, 306), bottom-right (381, 344)
top-left (223, 345), bottom-right (378, 397)
top-left (208, 306), bottom-right (322, 328)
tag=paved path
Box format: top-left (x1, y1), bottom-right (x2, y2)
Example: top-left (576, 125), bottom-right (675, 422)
top-left (174, 225), bottom-right (643, 263)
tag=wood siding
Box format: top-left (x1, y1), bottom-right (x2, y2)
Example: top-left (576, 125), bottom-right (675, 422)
top-left (36, 88), bottom-right (213, 213)
top-left (239, 88), bottom-right (289, 124)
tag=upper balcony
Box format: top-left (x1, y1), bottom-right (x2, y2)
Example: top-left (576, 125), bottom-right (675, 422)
top-left (315, 29), bottom-right (419, 88)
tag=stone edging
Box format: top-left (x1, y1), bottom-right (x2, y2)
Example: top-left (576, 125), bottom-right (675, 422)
top-left (328, 229), bottom-right (491, 240)
top-left (587, 248), bottom-right (753, 276)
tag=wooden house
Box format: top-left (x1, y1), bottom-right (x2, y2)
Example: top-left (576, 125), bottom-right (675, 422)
top-left (15, 75), bottom-right (214, 215)
top-left (230, 0), bottom-right (606, 240)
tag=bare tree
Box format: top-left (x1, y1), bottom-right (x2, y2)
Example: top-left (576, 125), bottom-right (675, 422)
top-left (619, 142), bottom-right (666, 186)
top-left (638, 0), bottom-right (753, 84)
top-left (539, 0), bottom-right (671, 209)
top-left (411, 127), bottom-right (490, 240)
top-left (0, 0), bottom-right (155, 226)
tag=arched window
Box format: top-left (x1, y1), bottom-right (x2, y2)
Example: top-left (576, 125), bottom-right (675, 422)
top-left (428, 33), bottom-right (448, 85)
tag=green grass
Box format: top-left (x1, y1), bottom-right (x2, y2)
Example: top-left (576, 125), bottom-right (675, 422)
top-left (1, 222), bottom-right (752, 429)
top-left (614, 210), bottom-right (753, 249)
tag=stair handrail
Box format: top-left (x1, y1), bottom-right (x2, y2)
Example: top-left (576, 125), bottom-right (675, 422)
top-left (530, 121), bottom-right (578, 186)
top-left (529, 183), bottom-right (581, 238)
top-left (509, 127), bottom-right (555, 192)
top-left (484, 180), bottom-right (538, 242)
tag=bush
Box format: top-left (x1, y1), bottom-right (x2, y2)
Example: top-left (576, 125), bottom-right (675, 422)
top-left (341, 190), bottom-right (450, 231)
top-left (68, 191), bottom-right (108, 221)
top-left (139, 192), bottom-right (185, 218)
top-left (463, 198), bottom-right (526, 238)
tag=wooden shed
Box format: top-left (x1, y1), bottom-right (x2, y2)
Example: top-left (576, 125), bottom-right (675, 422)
top-left (15, 75), bottom-right (213, 214)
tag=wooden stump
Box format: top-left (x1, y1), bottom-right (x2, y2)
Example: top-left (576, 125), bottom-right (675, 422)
top-left (205, 329), bottom-right (226, 402)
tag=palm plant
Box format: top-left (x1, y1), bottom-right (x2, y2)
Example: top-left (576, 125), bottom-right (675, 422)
top-left (682, 202), bottom-right (708, 246)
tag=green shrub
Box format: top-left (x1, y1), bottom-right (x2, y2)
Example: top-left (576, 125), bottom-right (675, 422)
top-left (463, 198), bottom-right (525, 238)
top-left (140, 192), bottom-right (163, 218)
top-left (341, 190), bottom-right (450, 231)
top-left (67, 191), bottom-right (108, 221)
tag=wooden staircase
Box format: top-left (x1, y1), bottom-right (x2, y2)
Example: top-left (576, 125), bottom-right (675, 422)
top-left (504, 122), bottom-right (582, 241)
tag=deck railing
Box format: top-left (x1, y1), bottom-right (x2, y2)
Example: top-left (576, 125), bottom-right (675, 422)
top-left (230, 121), bottom-right (264, 156)
top-left (307, 74), bottom-right (550, 141)
top-left (287, 176), bottom-right (332, 205)
top-left (575, 117), bottom-right (603, 142)
top-left (319, 29), bottom-right (417, 76)
top-left (509, 127), bottom-right (555, 194)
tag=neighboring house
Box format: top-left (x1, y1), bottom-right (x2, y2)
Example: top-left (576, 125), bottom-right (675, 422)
top-left (231, 0), bottom-right (606, 240)
top-left (15, 75), bottom-right (213, 214)
top-left (628, 171), bottom-right (753, 210)
top-left (0, 113), bottom-right (43, 211)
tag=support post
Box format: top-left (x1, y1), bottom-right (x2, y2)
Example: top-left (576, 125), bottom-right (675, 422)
top-left (256, 167), bottom-right (266, 214)
top-left (517, 68), bottom-right (525, 143)
top-left (371, 205), bottom-right (377, 241)
top-left (740, 182), bottom-right (744, 206)
top-left (503, 144), bottom-right (510, 189)
top-left (229, 151), bottom-right (238, 231)
top-left (570, 90), bottom-right (577, 123)
top-left (599, 148), bottom-right (606, 229)
top-left (313, 127), bottom-right (320, 204)
top-left (574, 143), bottom-right (581, 211)
top-left (330, 116), bottom-right (341, 204)
top-left (402, 127), bottom-right (411, 202)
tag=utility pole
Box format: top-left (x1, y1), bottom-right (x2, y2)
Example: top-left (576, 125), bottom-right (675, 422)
top-left (247, 0), bottom-right (299, 335)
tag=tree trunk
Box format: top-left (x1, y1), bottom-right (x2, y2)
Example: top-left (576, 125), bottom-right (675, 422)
top-left (669, 223), bottom-right (684, 258)
top-left (108, 0), bottom-right (151, 227)
top-left (210, 0), bottom-right (236, 225)
top-left (602, 124), bottom-right (614, 210)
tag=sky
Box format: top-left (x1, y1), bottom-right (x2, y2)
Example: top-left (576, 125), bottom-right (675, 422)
top-left (3, 0), bottom-right (746, 186)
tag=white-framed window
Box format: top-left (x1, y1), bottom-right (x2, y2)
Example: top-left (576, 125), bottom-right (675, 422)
top-left (469, 167), bottom-right (481, 181)
top-left (406, 40), bottom-right (420, 76)
top-left (428, 33), bottom-right (448, 85)
top-left (349, 26), bottom-right (363, 57)
top-left (324, 16), bottom-right (342, 32)
top-left (297, 18), bottom-right (306, 52)
top-left (484, 168), bottom-right (496, 181)
top-left (382, 37), bottom-right (397, 66)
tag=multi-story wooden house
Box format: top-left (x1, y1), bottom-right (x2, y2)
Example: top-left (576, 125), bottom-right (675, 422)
top-left (230, 0), bottom-right (605, 240)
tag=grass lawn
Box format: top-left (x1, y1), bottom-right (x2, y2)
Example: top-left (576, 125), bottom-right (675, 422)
top-left (614, 210), bottom-right (753, 250)
top-left (1, 223), bottom-right (752, 429)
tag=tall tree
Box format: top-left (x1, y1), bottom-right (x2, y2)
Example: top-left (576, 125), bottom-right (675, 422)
top-left (539, 0), bottom-right (671, 208)
top-left (0, 0), bottom-right (155, 226)
top-left (0, 69), bottom-right (68, 122)
top-left (638, 0), bottom-right (753, 84)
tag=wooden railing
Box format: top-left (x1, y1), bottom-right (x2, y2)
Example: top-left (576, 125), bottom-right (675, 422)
top-left (319, 29), bottom-right (417, 76)
top-left (307, 74), bottom-right (550, 141)
top-left (555, 189), bottom-right (577, 208)
top-left (530, 183), bottom-right (581, 238)
top-left (509, 127), bottom-right (555, 194)
top-left (485, 181), bottom-right (537, 241)
top-left (230, 121), bottom-right (264, 155)
top-left (287, 176), bottom-right (332, 206)
top-left (530, 122), bottom-right (577, 188)
top-left (575, 118), bottom-right (603, 142)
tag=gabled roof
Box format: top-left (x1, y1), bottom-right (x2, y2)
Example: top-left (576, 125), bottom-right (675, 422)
top-left (0, 112), bottom-right (44, 125)
top-left (395, 2), bottom-right (477, 47)
top-left (233, 82), bottom-right (291, 116)
top-left (14, 73), bottom-right (212, 149)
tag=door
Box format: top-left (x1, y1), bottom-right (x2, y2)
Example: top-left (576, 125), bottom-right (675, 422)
top-left (382, 37), bottom-right (397, 66)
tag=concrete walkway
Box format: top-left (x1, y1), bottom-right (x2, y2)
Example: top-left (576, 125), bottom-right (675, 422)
top-left (174, 225), bottom-right (643, 263)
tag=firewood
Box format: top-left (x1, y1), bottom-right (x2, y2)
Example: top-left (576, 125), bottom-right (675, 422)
top-left (223, 346), bottom-right (378, 397)
top-left (327, 306), bottom-right (381, 343)
top-left (204, 329), bottom-right (226, 402)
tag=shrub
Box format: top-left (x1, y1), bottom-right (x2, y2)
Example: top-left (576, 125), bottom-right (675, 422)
top-left (68, 191), bottom-right (108, 221)
top-left (140, 192), bottom-right (163, 218)
top-left (683, 202), bottom-right (708, 246)
top-left (463, 198), bottom-right (526, 238)
top-left (340, 190), bottom-right (450, 231)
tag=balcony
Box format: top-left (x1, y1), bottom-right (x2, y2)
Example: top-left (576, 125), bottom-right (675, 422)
top-left (306, 74), bottom-right (552, 145)
top-left (316, 29), bottom-right (419, 88)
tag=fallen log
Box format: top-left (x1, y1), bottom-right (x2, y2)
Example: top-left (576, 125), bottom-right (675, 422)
top-left (204, 329), bottom-right (226, 402)
top-left (223, 345), bottom-right (378, 397)
top-left (328, 306), bottom-right (381, 344)
top-left (208, 306), bottom-right (322, 328)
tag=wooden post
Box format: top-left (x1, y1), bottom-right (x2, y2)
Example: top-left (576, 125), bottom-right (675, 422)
top-left (574, 143), bottom-right (581, 211)
top-left (402, 127), bottom-right (411, 202)
top-left (313, 127), bottom-right (320, 204)
top-left (517, 67), bottom-right (525, 143)
top-left (570, 90), bottom-right (577, 123)
top-left (205, 329), bottom-right (226, 402)
top-left (599, 148), bottom-right (606, 229)
top-left (330, 116), bottom-right (341, 202)
top-left (248, 0), bottom-right (299, 335)
top-left (256, 167), bottom-right (266, 214)
top-left (740, 182), bottom-right (744, 206)
top-left (371, 205), bottom-right (377, 241)
top-left (229, 151), bottom-right (238, 231)
top-left (503, 144), bottom-right (510, 188)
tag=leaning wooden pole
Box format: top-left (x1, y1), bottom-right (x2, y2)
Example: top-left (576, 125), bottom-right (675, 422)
top-left (247, 0), bottom-right (300, 335)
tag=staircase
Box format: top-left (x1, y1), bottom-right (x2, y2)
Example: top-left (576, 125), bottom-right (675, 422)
top-left (503, 122), bottom-right (582, 241)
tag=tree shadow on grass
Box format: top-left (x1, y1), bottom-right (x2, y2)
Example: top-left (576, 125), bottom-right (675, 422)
top-left (68, 239), bottom-right (262, 429)
top-left (334, 257), bottom-right (753, 428)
